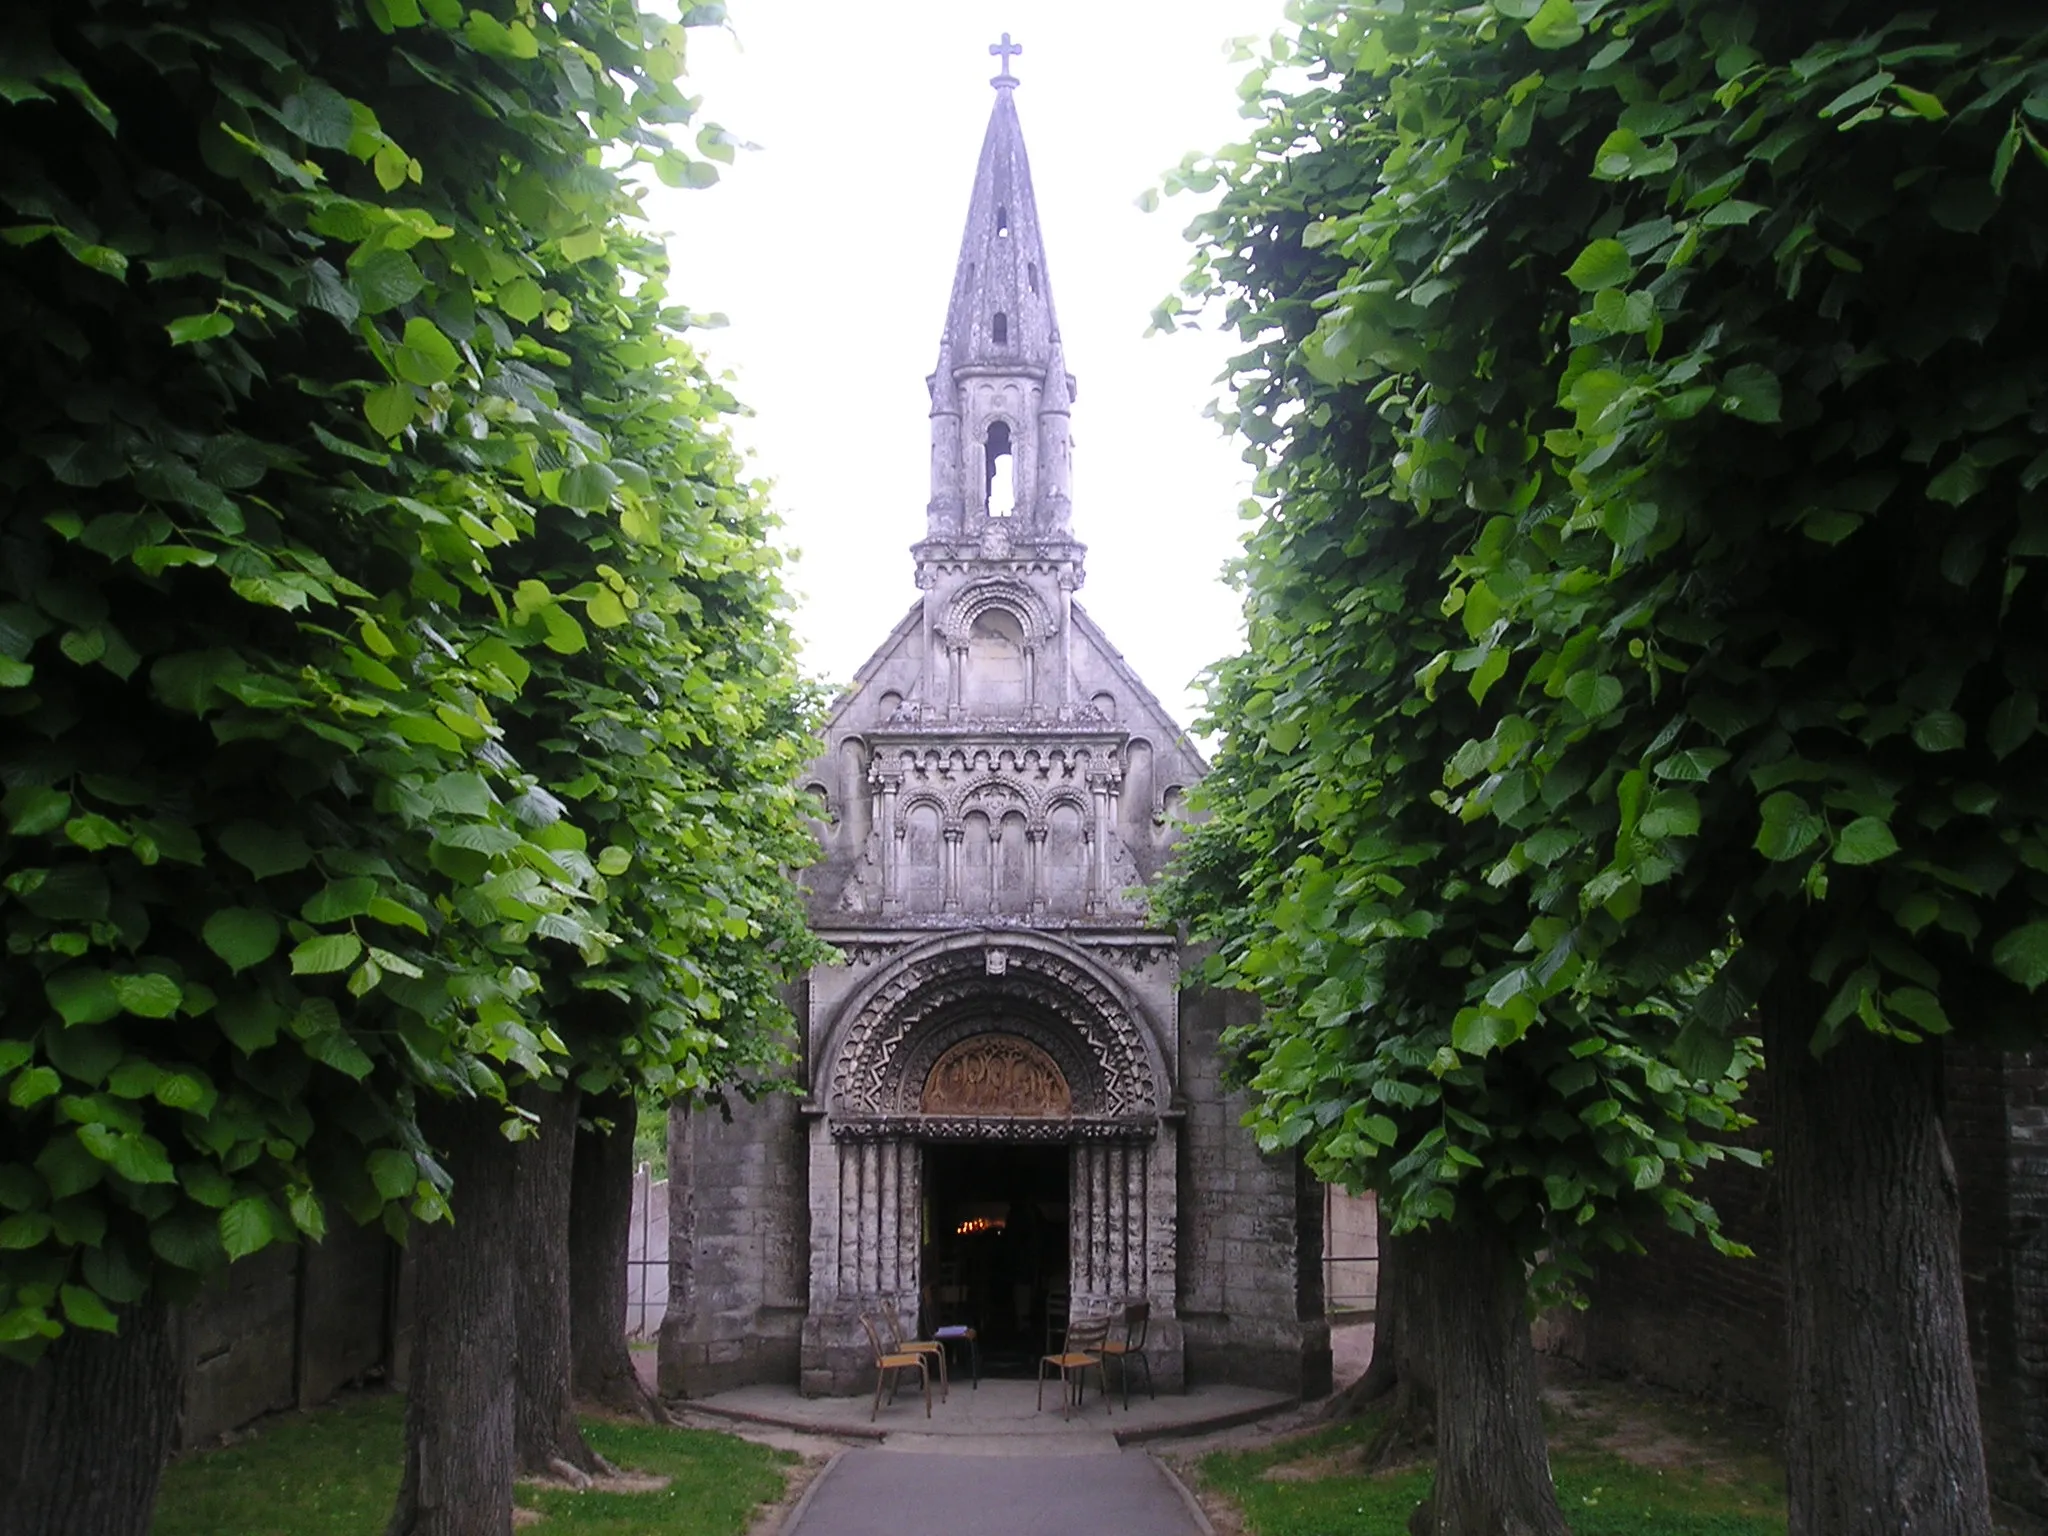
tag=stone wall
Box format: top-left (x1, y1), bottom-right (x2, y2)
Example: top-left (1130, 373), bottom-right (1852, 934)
top-left (1536, 1048), bottom-right (2047, 1520)
top-left (1176, 982), bottom-right (1333, 1399)
top-left (177, 1215), bottom-right (393, 1447)
top-left (658, 1083), bottom-right (811, 1398)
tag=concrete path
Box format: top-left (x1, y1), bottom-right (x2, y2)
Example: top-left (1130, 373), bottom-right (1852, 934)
top-left (786, 1446), bottom-right (1206, 1535)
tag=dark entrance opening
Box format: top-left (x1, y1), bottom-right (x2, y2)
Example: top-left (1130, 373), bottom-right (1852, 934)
top-left (923, 1142), bottom-right (1068, 1376)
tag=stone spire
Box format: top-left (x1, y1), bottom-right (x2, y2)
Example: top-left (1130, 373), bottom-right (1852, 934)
top-left (939, 75), bottom-right (1059, 375)
top-left (921, 49), bottom-right (1081, 556)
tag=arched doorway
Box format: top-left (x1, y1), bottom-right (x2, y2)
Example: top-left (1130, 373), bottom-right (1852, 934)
top-left (800, 934), bottom-right (1177, 1392)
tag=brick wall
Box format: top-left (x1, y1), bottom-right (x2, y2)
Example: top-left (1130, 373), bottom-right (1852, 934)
top-left (1536, 1048), bottom-right (2047, 1520)
top-left (1177, 982), bottom-right (1333, 1398)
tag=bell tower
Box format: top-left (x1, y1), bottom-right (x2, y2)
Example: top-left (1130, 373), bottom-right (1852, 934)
top-left (915, 37), bottom-right (1085, 721)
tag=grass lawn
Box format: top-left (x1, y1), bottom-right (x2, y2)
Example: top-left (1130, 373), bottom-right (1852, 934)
top-left (1198, 1401), bottom-right (1787, 1536)
top-left (153, 1392), bottom-right (793, 1536)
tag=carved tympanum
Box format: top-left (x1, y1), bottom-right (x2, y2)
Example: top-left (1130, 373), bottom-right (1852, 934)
top-left (920, 1034), bottom-right (1071, 1118)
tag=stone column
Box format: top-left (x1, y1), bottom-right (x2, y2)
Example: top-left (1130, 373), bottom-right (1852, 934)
top-left (878, 774), bottom-right (902, 915)
top-left (1023, 642), bottom-right (1039, 718)
top-left (1084, 774), bottom-right (1111, 916)
top-left (1027, 826), bottom-right (1047, 916)
top-left (942, 824), bottom-right (964, 914)
top-left (803, 1133), bottom-right (926, 1396)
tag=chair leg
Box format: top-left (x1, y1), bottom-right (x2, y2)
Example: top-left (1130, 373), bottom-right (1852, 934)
top-left (971, 1336), bottom-right (980, 1388)
top-left (872, 1366), bottom-right (885, 1423)
top-left (922, 1361), bottom-right (931, 1419)
top-left (1037, 1360), bottom-right (1047, 1412)
top-left (1141, 1351), bottom-right (1154, 1401)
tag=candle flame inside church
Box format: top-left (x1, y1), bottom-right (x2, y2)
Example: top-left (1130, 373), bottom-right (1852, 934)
top-left (954, 1216), bottom-right (1006, 1236)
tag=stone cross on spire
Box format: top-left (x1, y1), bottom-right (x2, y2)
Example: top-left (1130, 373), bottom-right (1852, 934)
top-left (989, 32), bottom-right (1022, 86)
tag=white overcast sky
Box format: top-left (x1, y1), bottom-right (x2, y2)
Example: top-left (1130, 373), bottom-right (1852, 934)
top-left (643, 1), bottom-right (1288, 731)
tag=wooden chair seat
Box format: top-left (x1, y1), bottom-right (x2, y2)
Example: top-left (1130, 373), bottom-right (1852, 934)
top-left (1102, 1301), bottom-right (1155, 1408)
top-left (859, 1312), bottom-right (931, 1422)
top-left (1036, 1313), bottom-right (1110, 1419)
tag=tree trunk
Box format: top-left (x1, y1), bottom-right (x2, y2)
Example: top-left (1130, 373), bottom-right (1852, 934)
top-left (387, 1094), bottom-right (520, 1536)
top-left (1766, 982), bottom-right (1992, 1536)
top-left (569, 1087), bottom-right (656, 1418)
top-left (0, 1295), bottom-right (183, 1536)
top-left (1324, 1202), bottom-right (1431, 1416)
top-left (1410, 1218), bottom-right (1567, 1536)
top-left (514, 1083), bottom-right (602, 1479)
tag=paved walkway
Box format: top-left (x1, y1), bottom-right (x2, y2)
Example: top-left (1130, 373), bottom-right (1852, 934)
top-left (689, 1375), bottom-right (1291, 1444)
top-left (786, 1446), bottom-right (1206, 1535)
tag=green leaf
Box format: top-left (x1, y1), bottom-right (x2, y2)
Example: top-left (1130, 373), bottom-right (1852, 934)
top-left (1833, 816), bottom-right (1899, 866)
top-left (45, 970), bottom-right (120, 1027)
top-left (393, 317), bottom-right (461, 385)
top-left (290, 933), bottom-right (364, 975)
top-left (165, 312), bottom-right (234, 345)
top-left (558, 463), bottom-right (619, 511)
top-left (497, 277), bottom-right (545, 323)
top-left (1993, 922), bottom-right (2048, 989)
top-left (1756, 791), bottom-right (1822, 861)
top-left (1912, 711), bottom-right (1965, 753)
top-left (59, 1284), bottom-right (121, 1332)
top-left (1720, 364), bottom-right (1782, 423)
top-left (596, 846), bottom-right (632, 876)
top-left (302, 878), bottom-right (379, 923)
top-left (1887, 987), bottom-right (1951, 1035)
top-left (8, 1068), bottom-right (61, 1109)
top-left (203, 908), bottom-right (283, 973)
top-left (1927, 455), bottom-right (1986, 507)
top-left (1523, 0), bottom-right (1584, 50)
top-left (366, 1149), bottom-right (417, 1200)
top-left (279, 82), bottom-right (358, 148)
top-left (4, 786), bottom-right (72, 836)
top-left (219, 822), bottom-right (314, 879)
top-left (302, 1031), bottom-right (374, 1079)
top-left (586, 588), bottom-right (629, 628)
top-left (1988, 691), bottom-right (2039, 761)
top-left (1563, 670), bottom-right (1623, 719)
top-left (111, 973), bottom-right (184, 1019)
top-left (351, 247), bottom-right (425, 313)
top-left (1564, 239), bottom-right (1632, 292)
top-left (1450, 1009), bottom-right (1515, 1055)
top-left (219, 1198), bottom-right (275, 1261)
top-left (364, 384), bottom-right (416, 439)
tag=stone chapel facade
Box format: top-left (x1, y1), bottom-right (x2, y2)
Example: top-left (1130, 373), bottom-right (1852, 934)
top-left (660, 63), bottom-right (1332, 1403)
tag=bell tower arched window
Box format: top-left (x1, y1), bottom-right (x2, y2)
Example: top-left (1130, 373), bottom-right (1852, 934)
top-left (992, 311), bottom-right (1008, 346)
top-left (984, 421), bottom-right (1015, 518)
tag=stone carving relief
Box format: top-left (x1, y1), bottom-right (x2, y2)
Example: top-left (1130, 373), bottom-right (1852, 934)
top-left (829, 944), bottom-right (1157, 1123)
top-left (919, 1034), bottom-right (1071, 1117)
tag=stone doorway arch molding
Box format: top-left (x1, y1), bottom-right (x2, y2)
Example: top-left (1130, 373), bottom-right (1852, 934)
top-left (799, 929), bottom-right (1184, 1396)
top-left (821, 929), bottom-right (1168, 1136)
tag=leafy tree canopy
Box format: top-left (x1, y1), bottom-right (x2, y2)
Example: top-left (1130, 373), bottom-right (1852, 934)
top-left (1156, 0), bottom-right (2048, 1277)
top-left (0, 0), bottom-right (822, 1356)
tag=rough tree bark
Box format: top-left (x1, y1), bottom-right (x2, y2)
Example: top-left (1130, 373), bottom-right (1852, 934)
top-left (1410, 1218), bottom-right (1568, 1536)
top-left (0, 1295), bottom-right (184, 1536)
top-left (1322, 1202), bottom-right (1431, 1418)
top-left (387, 1094), bottom-right (521, 1536)
top-left (513, 1083), bottom-right (602, 1480)
top-left (569, 1086), bottom-right (656, 1418)
top-left (1766, 977), bottom-right (1993, 1536)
